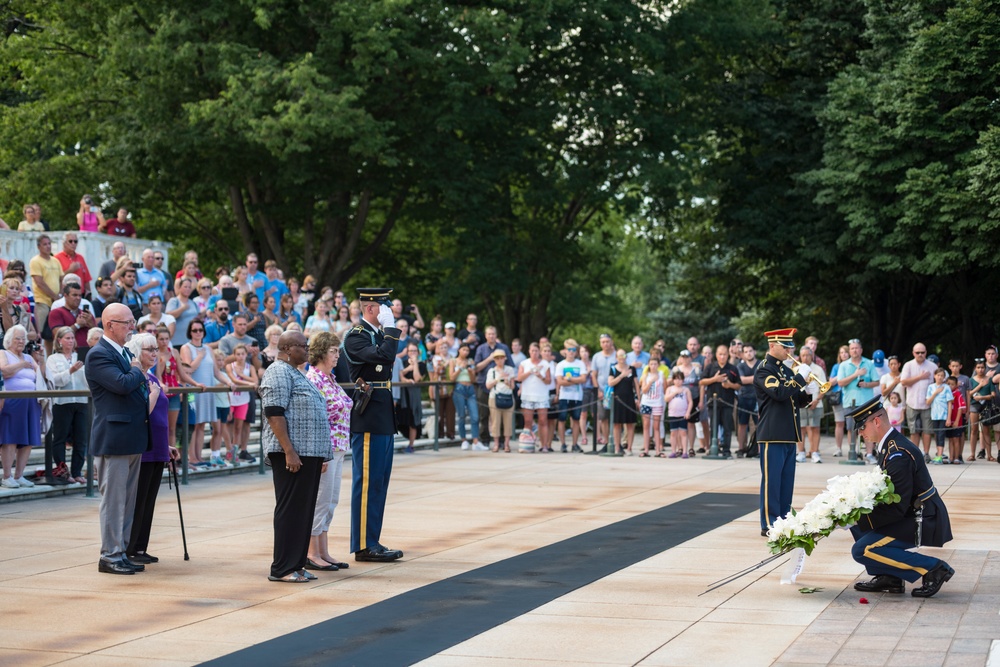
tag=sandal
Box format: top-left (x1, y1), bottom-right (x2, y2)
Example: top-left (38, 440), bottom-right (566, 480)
top-left (656, 452), bottom-right (667, 458)
top-left (503, 447), bottom-right (511, 453)
top-left (268, 572), bottom-right (309, 583)
top-left (639, 451), bottom-right (650, 458)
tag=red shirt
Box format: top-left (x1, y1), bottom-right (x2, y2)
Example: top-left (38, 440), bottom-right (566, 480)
top-left (950, 387), bottom-right (967, 425)
top-left (54, 251), bottom-right (93, 288)
top-left (47, 306), bottom-right (91, 349)
top-left (106, 219), bottom-right (136, 237)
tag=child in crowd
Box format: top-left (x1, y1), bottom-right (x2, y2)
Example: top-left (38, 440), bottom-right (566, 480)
top-left (886, 392), bottom-right (904, 429)
top-left (926, 368), bottom-right (953, 464)
top-left (664, 371), bottom-right (692, 458)
top-left (946, 375), bottom-right (967, 465)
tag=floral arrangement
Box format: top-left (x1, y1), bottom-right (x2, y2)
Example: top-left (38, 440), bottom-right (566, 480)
top-left (766, 468), bottom-right (901, 556)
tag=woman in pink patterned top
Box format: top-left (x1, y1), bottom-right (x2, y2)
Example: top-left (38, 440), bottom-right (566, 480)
top-left (304, 331), bottom-right (352, 571)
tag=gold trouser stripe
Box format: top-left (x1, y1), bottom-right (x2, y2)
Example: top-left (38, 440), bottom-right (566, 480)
top-left (863, 535), bottom-right (929, 576)
top-left (762, 442), bottom-right (770, 527)
top-left (360, 432), bottom-right (370, 551)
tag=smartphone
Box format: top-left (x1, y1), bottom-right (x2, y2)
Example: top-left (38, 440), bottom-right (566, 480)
top-left (0, 284), bottom-right (6, 298)
top-left (82, 304), bottom-right (90, 312)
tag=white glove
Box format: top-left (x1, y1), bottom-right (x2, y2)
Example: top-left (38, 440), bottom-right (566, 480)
top-left (797, 363), bottom-right (811, 380)
top-left (377, 304), bottom-right (395, 329)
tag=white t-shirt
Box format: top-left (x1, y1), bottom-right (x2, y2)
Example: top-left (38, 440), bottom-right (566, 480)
top-left (137, 313), bottom-right (176, 331)
top-left (519, 359), bottom-right (550, 403)
top-left (555, 359), bottom-right (586, 401)
top-left (640, 369), bottom-right (666, 408)
top-left (879, 372), bottom-right (905, 404)
top-left (900, 359), bottom-right (937, 409)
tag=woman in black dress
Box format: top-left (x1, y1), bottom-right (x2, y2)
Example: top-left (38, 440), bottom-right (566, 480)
top-left (397, 341), bottom-right (426, 453)
top-left (608, 348), bottom-right (639, 455)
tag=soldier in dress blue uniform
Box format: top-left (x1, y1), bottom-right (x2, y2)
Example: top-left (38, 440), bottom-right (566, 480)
top-left (756, 328), bottom-right (813, 536)
top-left (343, 288), bottom-right (404, 562)
top-left (848, 396), bottom-right (954, 597)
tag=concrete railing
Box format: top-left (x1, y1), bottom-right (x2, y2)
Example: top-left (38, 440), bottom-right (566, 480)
top-left (0, 230), bottom-right (173, 293)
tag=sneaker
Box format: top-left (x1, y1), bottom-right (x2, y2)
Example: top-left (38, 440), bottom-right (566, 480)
top-left (795, 452), bottom-right (806, 463)
top-left (461, 440), bottom-right (470, 450)
top-left (472, 442), bottom-right (489, 451)
top-left (238, 450), bottom-right (256, 463)
top-left (924, 453), bottom-right (931, 463)
top-left (931, 455), bottom-right (944, 465)
top-left (1, 477), bottom-right (18, 489)
top-left (405, 445), bottom-right (414, 454)
top-left (571, 444), bottom-right (583, 453)
top-left (811, 452), bottom-right (822, 464)
top-left (210, 454), bottom-right (225, 467)
top-left (832, 448), bottom-right (843, 457)
top-left (561, 444), bottom-right (568, 453)
top-left (696, 447), bottom-right (706, 454)
top-left (865, 453), bottom-right (878, 465)
top-left (15, 477), bottom-right (34, 488)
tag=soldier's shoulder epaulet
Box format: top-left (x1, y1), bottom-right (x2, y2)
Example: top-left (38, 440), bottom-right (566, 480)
top-left (349, 325), bottom-right (364, 334)
top-left (885, 439), bottom-right (913, 461)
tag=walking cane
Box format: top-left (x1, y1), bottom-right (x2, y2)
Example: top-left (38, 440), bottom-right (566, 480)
top-left (169, 460), bottom-right (190, 560)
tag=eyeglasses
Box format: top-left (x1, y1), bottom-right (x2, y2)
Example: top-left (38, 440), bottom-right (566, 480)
top-left (914, 351), bottom-right (927, 355)
top-left (66, 239), bottom-right (78, 244)
top-left (108, 319), bottom-right (135, 328)
top-left (142, 347), bottom-right (158, 352)
top-left (848, 338), bottom-right (861, 345)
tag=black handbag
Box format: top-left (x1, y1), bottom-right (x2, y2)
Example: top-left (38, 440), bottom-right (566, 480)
top-left (981, 401), bottom-right (1000, 426)
top-left (494, 392), bottom-right (514, 410)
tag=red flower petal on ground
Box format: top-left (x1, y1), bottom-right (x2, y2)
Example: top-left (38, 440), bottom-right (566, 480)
top-left (859, 598), bottom-right (869, 604)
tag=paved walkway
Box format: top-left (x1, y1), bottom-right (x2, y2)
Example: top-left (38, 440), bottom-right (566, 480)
top-left (0, 436), bottom-right (997, 666)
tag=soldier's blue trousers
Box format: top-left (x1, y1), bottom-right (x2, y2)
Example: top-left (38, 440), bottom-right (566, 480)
top-left (850, 529), bottom-right (940, 583)
top-left (760, 441), bottom-right (796, 532)
top-left (350, 432), bottom-right (395, 553)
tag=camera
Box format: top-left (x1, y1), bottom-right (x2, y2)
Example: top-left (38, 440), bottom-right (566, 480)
top-left (83, 195), bottom-right (93, 205)
top-left (132, 262), bottom-right (142, 269)
top-left (25, 340), bottom-right (40, 355)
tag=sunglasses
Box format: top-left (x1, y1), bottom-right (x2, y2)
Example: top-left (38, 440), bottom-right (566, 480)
top-left (848, 338), bottom-right (861, 345)
top-left (66, 239), bottom-right (78, 244)
top-left (190, 328), bottom-right (205, 333)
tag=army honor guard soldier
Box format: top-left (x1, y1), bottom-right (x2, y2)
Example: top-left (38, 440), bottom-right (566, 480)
top-left (755, 328), bottom-right (813, 536)
top-left (847, 397), bottom-right (954, 597)
top-left (343, 288), bottom-right (404, 562)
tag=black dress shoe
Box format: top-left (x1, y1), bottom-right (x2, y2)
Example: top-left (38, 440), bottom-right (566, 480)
top-left (375, 543), bottom-right (404, 559)
top-left (761, 529), bottom-right (769, 537)
top-left (854, 575), bottom-right (904, 594)
top-left (99, 559), bottom-right (136, 575)
top-left (127, 552), bottom-right (158, 564)
top-left (355, 547), bottom-right (401, 562)
top-left (305, 558), bottom-right (339, 571)
top-left (120, 556), bottom-right (145, 572)
top-left (911, 562), bottom-right (955, 598)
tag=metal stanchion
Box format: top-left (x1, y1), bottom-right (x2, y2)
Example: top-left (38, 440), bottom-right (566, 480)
top-left (841, 401), bottom-right (864, 466)
top-left (86, 396), bottom-right (95, 498)
top-left (601, 394), bottom-right (622, 457)
top-left (703, 396), bottom-right (725, 459)
top-left (180, 392), bottom-right (190, 484)
top-left (433, 387), bottom-right (440, 452)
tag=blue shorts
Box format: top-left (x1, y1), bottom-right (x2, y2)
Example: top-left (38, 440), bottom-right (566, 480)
top-left (216, 407), bottom-right (232, 422)
top-left (558, 399), bottom-right (582, 421)
top-left (168, 394), bottom-right (181, 411)
top-left (669, 417), bottom-right (687, 431)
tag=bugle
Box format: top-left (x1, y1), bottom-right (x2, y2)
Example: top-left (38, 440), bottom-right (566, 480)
top-left (787, 355), bottom-right (831, 393)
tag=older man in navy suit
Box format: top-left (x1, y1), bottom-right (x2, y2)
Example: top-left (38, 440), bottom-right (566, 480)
top-left (85, 303), bottom-right (152, 575)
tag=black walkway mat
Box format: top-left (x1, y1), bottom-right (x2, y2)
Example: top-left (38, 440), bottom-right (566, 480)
top-left (202, 492), bottom-right (756, 667)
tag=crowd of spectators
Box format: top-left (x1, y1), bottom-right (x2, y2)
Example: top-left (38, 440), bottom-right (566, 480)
top-left (0, 206), bottom-right (999, 489)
